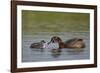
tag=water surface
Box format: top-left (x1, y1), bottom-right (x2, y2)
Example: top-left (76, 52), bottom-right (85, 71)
top-left (22, 32), bottom-right (90, 62)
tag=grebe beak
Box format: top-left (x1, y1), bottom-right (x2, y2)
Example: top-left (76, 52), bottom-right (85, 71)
top-left (47, 41), bottom-right (52, 45)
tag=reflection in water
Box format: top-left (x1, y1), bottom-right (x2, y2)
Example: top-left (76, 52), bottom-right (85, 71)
top-left (31, 48), bottom-right (44, 52)
top-left (30, 48), bottom-right (85, 59)
top-left (66, 48), bottom-right (84, 55)
top-left (51, 49), bottom-right (61, 58)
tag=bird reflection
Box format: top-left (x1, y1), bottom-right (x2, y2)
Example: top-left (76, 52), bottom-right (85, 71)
top-left (51, 49), bottom-right (61, 58)
top-left (31, 48), bottom-right (44, 52)
top-left (66, 48), bottom-right (84, 55)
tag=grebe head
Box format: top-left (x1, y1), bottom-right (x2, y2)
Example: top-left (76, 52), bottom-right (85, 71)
top-left (40, 40), bottom-right (46, 44)
top-left (50, 36), bottom-right (62, 43)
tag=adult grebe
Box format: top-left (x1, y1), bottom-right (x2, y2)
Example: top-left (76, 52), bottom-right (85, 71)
top-left (46, 36), bottom-right (65, 49)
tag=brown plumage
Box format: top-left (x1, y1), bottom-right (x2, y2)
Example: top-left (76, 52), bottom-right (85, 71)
top-left (65, 38), bottom-right (85, 49)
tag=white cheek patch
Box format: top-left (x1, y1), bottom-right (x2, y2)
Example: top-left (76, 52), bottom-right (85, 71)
top-left (43, 43), bottom-right (59, 49)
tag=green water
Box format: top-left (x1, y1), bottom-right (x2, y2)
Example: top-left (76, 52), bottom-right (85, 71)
top-left (22, 10), bottom-right (90, 34)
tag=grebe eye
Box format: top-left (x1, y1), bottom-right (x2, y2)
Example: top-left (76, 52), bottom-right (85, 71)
top-left (78, 39), bottom-right (83, 41)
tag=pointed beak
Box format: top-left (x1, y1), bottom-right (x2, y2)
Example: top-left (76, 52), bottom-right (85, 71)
top-left (48, 41), bottom-right (51, 45)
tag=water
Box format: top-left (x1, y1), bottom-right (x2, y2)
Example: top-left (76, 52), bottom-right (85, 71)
top-left (22, 32), bottom-right (90, 62)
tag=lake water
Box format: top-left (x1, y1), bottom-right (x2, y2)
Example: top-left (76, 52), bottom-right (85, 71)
top-left (22, 32), bottom-right (90, 62)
